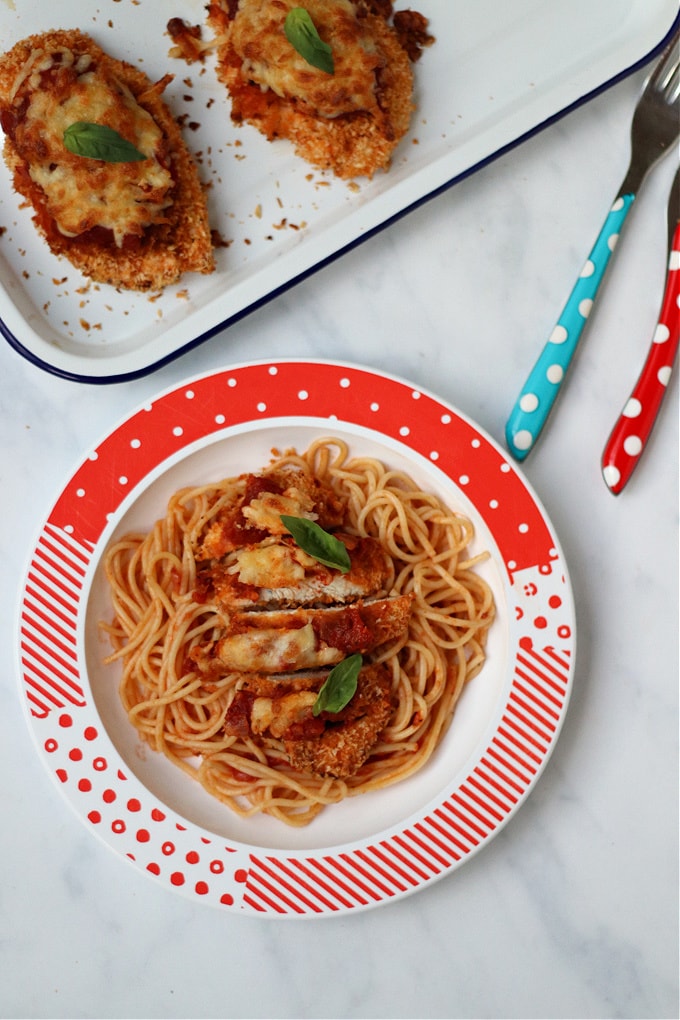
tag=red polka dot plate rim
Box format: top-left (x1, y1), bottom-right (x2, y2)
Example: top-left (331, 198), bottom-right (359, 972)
top-left (17, 360), bottom-right (575, 917)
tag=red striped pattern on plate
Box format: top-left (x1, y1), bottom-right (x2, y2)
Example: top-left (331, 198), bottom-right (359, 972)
top-left (242, 635), bottom-right (571, 915)
top-left (20, 524), bottom-right (90, 718)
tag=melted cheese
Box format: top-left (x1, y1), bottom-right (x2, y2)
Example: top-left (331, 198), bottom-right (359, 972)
top-left (231, 0), bottom-right (383, 119)
top-left (15, 46), bottom-right (173, 245)
top-left (242, 488), bottom-right (316, 532)
top-left (218, 622), bottom-right (341, 672)
top-left (250, 691), bottom-right (318, 738)
top-left (230, 542), bottom-right (316, 587)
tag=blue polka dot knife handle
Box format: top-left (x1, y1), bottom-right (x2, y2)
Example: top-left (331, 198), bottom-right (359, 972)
top-left (506, 194), bottom-right (635, 460)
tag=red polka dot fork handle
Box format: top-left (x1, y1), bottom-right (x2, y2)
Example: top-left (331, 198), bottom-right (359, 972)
top-left (601, 164), bottom-right (680, 495)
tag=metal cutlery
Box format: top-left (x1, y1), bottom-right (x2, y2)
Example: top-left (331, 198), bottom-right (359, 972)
top-left (601, 165), bottom-right (679, 494)
top-left (505, 28), bottom-right (680, 462)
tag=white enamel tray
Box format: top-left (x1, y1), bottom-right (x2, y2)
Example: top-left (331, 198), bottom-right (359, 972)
top-left (0, 1), bottom-right (678, 383)
top-left (17, 360), bottom-right (575, 916)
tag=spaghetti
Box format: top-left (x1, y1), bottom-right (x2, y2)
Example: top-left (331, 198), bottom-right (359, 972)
top-left (102, 438), bottom-right (495, 826)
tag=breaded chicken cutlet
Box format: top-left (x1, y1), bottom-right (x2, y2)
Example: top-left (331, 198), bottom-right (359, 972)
top-left (205, 0), bottom-right (433, 179)
top-left (191, 463), bottom-right (413, 779)
top-left (0, 29), bottom-right (214, 290)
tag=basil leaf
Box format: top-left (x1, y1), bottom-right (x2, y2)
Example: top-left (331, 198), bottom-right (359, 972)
top-left (313, 654), bottom-right (362, 716)
top-left (281, 515), bottom-right (351, 573)
top-left (284, 8), bottom-right (334, 74)
top-left (63, 122), bottom-right (147, 163)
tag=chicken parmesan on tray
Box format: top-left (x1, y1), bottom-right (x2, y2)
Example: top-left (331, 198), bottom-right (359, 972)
top-left (202, 0), bottom-right (433, 179)
top-left (102, 438), bottom-right (494, 827)
top-left (0, 29), bottom-right (214, 290)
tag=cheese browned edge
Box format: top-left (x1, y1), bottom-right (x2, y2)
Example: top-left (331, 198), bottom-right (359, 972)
top-left (206, 1), bottom-right (416, 180)
top-left (0, 29), bottom-right (215, 291)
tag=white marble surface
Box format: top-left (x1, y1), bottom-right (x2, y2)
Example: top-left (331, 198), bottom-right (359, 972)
top-left (1, 58), bottom-right (678, 1020)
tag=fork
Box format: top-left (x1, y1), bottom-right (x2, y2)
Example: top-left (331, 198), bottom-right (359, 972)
top-left (601, 165), bottom-right (680, 494)
top-left (505, 28), bottom-right (680, 462)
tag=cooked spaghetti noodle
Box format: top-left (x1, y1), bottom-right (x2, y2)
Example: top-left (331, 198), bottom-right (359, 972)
top-left (102, 438), bottom-right (495, 826)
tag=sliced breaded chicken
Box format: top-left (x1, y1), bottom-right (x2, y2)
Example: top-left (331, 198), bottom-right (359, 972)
top-left (223, 661), bottom-right (394, 777)
top-left (285, 662), bottom-right (394, 777)
top-left (195, 468), bottom-right (345, 561)
top-left (196, 532), bottom-right (392, 609)
top-left (193, 593), bottom-right (413, 672)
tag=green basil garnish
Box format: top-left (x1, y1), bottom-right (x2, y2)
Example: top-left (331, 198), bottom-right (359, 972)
top-left (281, 515), bottom-right (351, 573)
top-left (63, 122), bottom-right (147, 163)
top-left (284, 8), bottom-right (334, 74)
top-left (313, 654), bottom-right (362, 716)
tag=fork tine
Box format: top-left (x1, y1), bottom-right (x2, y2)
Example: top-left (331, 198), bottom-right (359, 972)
top-left (661, 62), bottom-right (680, 104)
top-left (651, 30), bottom-right (680, 88)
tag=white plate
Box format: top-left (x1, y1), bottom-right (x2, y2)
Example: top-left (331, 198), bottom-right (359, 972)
top-left (17, 360), bottom-right (575, 915)
top-left (0, 1), bottom-right (678, 383)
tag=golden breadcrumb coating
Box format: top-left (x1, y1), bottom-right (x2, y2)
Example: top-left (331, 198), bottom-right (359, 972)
top-left (207, 0), bottom-right (416, 178)
top-left (0, 29), bottom-right (214, 290)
